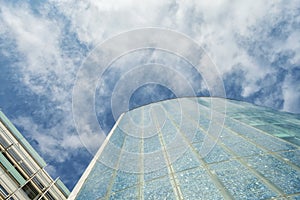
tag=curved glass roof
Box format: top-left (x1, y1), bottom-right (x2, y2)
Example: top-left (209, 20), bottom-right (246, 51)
top-left (70, 97), bottom-right (300, 200)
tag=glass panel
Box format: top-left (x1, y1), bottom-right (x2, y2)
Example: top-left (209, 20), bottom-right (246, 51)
top-left (246, 155), bottom-right (300, 194)
top-left (178, 167), bottom-right (223, 199)
top-left (32, 177), bottom-right (44, 190)
top-left (143, 167), bottom-right (168, 182)
top-left (109, 127), bottom-right (125, 148)
top-left (160, 119), bottom-right (177, 146)
top-left (123, 136), bottom-right (140, 153)
top-left (22, 182), bottom-right (39, 199)
top-left (143, 135), bottom-right (161, 153)
top-left (19, 162), bottom-right (33, 176)
top-left (220, 129), bottom-right (264, 157)
top-left (144, 177), bottom-right (176, 200)
top-left (110, 186), bottom-right (138, 200)
top-left (199, 143), bottom-right (231, 164)
top-left (0, 184), bottom-right (9, 196)
top-left (0, 132), bottom-right (10, 148)
top-left (111, 170), bottom-right (138, 192)
top-left (7, 148), bottom-right (22, 163)
top-left (76, 168), bottom-right (113, 200)
top-left (211, 160), bottom-right (276, 199)
top-left (171, 149), bottom-right (200, 172)
top-left (278, 150), bottom-right (300, 168)
top-left (45, 192), bottom-right (55, 200)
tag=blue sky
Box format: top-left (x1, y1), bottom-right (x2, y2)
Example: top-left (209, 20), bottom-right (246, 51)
top-left (0, 0), bottom-right (299, 189)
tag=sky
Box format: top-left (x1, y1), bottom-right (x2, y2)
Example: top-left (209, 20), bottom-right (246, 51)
top-left (0, 0), bottom-right (300, 190)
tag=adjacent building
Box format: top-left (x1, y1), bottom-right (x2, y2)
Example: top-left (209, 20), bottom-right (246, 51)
top-left (0, 111), bottom-right (70, 200)
top-left (69, 97), bottom-right (300, 199)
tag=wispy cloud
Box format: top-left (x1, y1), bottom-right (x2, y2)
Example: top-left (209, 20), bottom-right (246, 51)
top-left (0, 1), bottom-right (88, 186)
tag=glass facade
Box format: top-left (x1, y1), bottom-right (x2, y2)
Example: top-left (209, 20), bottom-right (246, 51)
top-left (71, 97), bottom-right (300, 200)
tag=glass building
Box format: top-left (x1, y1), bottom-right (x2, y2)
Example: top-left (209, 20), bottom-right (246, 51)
top-left (0, 111), bottom-right (70, 200)
top-left (70, 97), bottom-right (300, 200)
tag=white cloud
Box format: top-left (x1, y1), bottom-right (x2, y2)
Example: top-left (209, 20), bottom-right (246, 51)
top-left (0, 2), bottom-right (87, 164)
top-left (12, 115), bottom-right (84, 162)
top-left (1, 4), bottom-right (60, 70)
top-left (50, 0), bottom-right (175, 45)
top-left (282, 74), bottom-right (300, 113)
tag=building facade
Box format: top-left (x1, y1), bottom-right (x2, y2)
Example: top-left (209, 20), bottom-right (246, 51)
top-left (0, 111), bottom-right (70, 200)
top-left (70, 97), bottom-right (300, 199)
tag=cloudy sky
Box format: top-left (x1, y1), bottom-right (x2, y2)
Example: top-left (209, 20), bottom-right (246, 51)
top-left (0, 0), bottom-right (299, 190)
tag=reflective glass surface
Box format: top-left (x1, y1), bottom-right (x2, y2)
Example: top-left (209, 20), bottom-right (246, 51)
top-left (74, 97), bottom-right (300, 199)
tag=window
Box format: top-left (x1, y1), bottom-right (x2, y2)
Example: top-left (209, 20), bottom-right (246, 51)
top-left (0, 133), bottom-right (10, 148)
top-left (32, 176), bottom-right (45, 190)
top-left (0, 184), bottom-right (9, 196)
top-left (19, 162), bottom-right (33, 176)
top-left (45, 191), bottom-right (56, 200)
top-left (7, 148), bottom-right (22, 163)
top-left (22, 182), bottom-right (39, 199)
